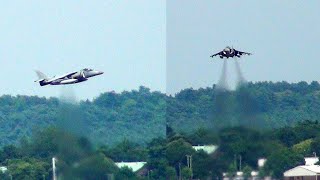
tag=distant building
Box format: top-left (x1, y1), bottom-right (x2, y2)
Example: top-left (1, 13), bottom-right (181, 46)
top-left (115, 162), bottom-right (147, 172)
top-left (192, 145), bottom-right (218, 154)
top-left (235, 171), bottom-right (244, 180)
top-left (284, 157), bottom-right (320, 180)
top-left (0, 166), bottom-right (7, 173)
top-left (251, 171), bottom-right (259, 180)
top-left (223, 158), bottom-right (268, 180)
top-left (258, 158), bottom-right (267, 168)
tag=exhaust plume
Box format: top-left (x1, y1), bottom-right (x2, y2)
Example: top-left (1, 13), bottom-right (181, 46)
top-left (59, 86), bottom-right (78, 104)
top-left (234, 59), bottom-right (247, 88)
top-left (217, 59), bottom-right (229, 91)
top-left (55, 86), bottom-right (92, 178)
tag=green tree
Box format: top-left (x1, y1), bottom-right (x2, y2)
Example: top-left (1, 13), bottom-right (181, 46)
top-left (263, 147), bottom-right (303, 178)
top-left (192, 150), bottom-right (213, 179)
top-left (242, 165), bottom-right (253, 180)
top-left (292, 139), bottom-right (312, 155)
top-left (181, 167), bottom-right (192, 180)
top-left (165, 138), bottom-right (195, 167)
top-left (276, 128), bottom-right (299, 147)
top-left (0, 145), bottom-right (21, 163)
top-left (165, 166), bottom-right (177, 180)
top-left (0, 172), bottom-right (10, 180)
top-left (310, 137), bottom-right (320, 156)
top-left (73, 153), bottom-right (118, 180)
top-left (147, 138), bottom-right (168, 179)
top-left (115, 166), bottom-right (137, 180)
top-left (7, 158), bottom-right (49, 180)
top-left (227, 162), bottom-right (237, 178)
top-left (107, 139), bottom-right (147, 162)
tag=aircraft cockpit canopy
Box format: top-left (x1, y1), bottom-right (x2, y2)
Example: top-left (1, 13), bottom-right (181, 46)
top-left (83, 68), bottom-right (93, 71)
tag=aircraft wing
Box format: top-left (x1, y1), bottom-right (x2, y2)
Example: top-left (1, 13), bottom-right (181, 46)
top-left (210, 51), bottom-right (223, 58)
top-left (235, 49), bottom-right (252, 56)
top-left (47, 71), bottom-right (78, 82)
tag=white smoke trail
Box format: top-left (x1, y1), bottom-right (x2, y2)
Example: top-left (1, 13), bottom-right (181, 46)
top-left (58, 85), bottom-right (85, 136)
top-left (59, 86), bottom-right (78, 104)
top-left (217, 59), bottom-right (229, 91)
top-left (234, 58), bottom-right (247, 88)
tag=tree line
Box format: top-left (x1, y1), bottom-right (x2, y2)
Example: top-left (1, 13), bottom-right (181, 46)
top-left (1, 121), bottom-right (320, 179)
top-left (1, 81), bottom-right (320, 147)
top-left (1, 81), bottom-right (320, 178)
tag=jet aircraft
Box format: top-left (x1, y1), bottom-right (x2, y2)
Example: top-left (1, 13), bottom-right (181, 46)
top-left (210, 46), bottom-right (252, 59)
top-left (34, 68), bottom-right (103, 86)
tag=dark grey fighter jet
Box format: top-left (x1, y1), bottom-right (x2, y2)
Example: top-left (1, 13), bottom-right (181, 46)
top-left (210, 46), bottom-right (252, 59)
top-left (35, 68), bottom-right (103, 86)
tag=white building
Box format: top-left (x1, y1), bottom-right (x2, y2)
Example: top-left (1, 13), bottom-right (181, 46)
top-left (115, 162), bottom-right (147, 172)
top-left (251, 171), bottom-right (259, 180)
top-left (222, 158), bottom-right (268, 180)
top-left (284, 157), bottom-right (320, 180)
top-left (258, 158), bottom-right (267, 168)
top-left (192, 145), bottom-right (218, 154)
top-left (0, 166), bottom-right (7, 173)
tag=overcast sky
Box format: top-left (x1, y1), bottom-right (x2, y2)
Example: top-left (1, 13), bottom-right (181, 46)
top-left (167, 1), bottom-right (320, 94)
top-left (1, 1), bottom-right (320, 99)
top-left (0, 1), bottom-right (165, 100)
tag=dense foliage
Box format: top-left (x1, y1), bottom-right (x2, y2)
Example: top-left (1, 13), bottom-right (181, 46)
top-left (164, 121), bottom-right (320, 179)
top-left (0, 127), bottom-right (148, 179)
top-left (0, 86), bottom-right (165, 147)
top-left (2, 82), bottom-right (320, 147)
top-left (1, 81), bottom-right (320, 179)
top-left (2, 122), bottom-right (319, 179)
top-left (167, 81), bottom-right (320, 132)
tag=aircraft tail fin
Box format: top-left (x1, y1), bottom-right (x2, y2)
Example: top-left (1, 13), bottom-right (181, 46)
top-left (34, 70), bottom-right (48, 82)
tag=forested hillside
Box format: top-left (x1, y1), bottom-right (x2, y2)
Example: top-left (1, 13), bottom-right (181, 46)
top-left (1, 81), bottom-right (320, 147)
top-left (167, 81), bottom-right (320, 132)
top-left (0, 86), bottom-right (166, 147)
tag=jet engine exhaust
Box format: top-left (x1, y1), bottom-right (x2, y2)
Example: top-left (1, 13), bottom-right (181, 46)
top-left (59, 86), bottom-right (78, 104)
top-left (216, 59), bottom-right (229, 91)
top-left (55, 86), bottom-right (90, 178)
top-left (58, 86), bottom-right (86, 136)
top-left (234, 58), bottom-right (247, 88)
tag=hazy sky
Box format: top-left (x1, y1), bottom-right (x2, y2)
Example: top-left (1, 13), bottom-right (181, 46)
top-left (1, 1), bottom-right (320, 99)
top-left (167, 1), bottom-right (320, 94)
top-left (0, 1), bottom-right (165, 100)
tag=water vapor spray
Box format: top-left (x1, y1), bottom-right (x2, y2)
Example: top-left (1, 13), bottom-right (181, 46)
top-left (58, 86), bottom-right (85, 135)
top-left (217, 59), bottom-right (229, 91)
top-left (213, 59), bottom-right (234, 129)
top-left (54, 86), bottom-right (93, 178)
top-left (59, 86), bottom-right (78, 104)
top-left (234, 58), bottom-right (247, 88)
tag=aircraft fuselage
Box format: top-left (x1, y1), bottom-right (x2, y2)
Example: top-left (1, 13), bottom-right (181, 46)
top-left (36, 68), bottom-right (103, 86)
top-left (211, 46), bottom-right (251, 59)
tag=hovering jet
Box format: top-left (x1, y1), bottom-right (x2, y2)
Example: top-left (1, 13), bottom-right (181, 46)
top-left (34, 68), bottom-right (103, 86)
top-left (210, 46), bottom-right (252, 59)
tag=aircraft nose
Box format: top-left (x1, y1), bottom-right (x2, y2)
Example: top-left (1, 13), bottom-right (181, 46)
top-left (87, 70), bottom-right (104, 77)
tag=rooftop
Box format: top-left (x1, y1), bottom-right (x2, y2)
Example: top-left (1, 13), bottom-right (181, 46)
top-left (115, 162), bottom-right (147, 172)
top-left (192, 145), bottom-right (218, 154)
top-left (284, 165), bottom-right (320, 177)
